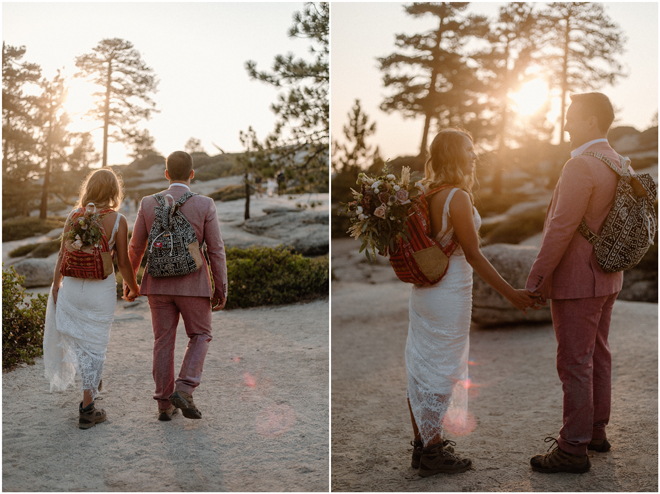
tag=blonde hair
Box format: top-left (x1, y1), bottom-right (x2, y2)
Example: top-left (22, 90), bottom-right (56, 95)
top-left (420, 128), bottom-right (476, 203)
top-left (77, 168), bottom-right (124, 211)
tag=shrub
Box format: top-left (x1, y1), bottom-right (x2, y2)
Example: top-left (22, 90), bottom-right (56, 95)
top-left (2, 265), bottom-right (48, 369)
top-left (2, 216), bottom-right (66, 242)
top-left (332, 206), bottom-right (352, 238)
top-left (9, 239), bottom-right (62, 259)
top-left (225, 246), bottom-right (328, 309)
top-left (208, 184), bottom-right (246, 202)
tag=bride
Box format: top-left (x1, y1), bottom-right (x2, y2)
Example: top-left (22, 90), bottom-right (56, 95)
top-left (43, 168), bottom-right (140, 429)
top-left (406, 129), bottom-right (542, 476)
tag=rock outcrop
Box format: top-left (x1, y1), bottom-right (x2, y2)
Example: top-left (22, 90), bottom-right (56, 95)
top-left (242, 209), bottom-right (328, 256)
top-left (13, 258), bottom-right (57, 288)
top-left (472, 244), bottom-right (551, 326)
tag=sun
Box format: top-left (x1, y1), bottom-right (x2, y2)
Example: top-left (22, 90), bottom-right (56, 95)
top-left (63, 79), bottom-right (99, 131)
top-left (510, 78), bottom-right (550, 116)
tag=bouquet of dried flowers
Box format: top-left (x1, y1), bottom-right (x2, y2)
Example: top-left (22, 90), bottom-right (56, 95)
top-left (65, 208), bottom-right (105, 251)
top-left (344, 164), bottom-right (420, 260)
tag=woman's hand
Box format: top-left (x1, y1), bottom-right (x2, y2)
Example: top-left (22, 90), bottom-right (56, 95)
top-left (122, 286), bottom-right (140, 302)
top-left (507, 289), bottom-right (546, 314)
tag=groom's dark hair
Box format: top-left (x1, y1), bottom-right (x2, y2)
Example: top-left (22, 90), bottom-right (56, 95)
top-left (569, 92), bottom-right (615, 134)
top-left (166, 151), bottom-right (193, 180)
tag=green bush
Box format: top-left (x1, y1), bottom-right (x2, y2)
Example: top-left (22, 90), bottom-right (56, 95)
top-left (2, 265), bottom-right (48, 369)
top-left (332, 206), bottom-right (352, 238)
top-left (9, 239), bottom-right (61, 258)
top-left (2, 216), bottom-right (66, 242)
top-left (208, 184), bottom-right (246, 202)
top-left (482, 208), bottom-right (547, 245)
top-left (225, 246), bottom-right (328, 309)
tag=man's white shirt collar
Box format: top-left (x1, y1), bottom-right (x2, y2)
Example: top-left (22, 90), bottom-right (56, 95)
top-left (571, 138), bottom-right (609, 158)
top-left (170, 183), bottom-right (191, 190)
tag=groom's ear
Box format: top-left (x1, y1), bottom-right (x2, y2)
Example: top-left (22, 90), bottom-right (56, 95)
top-left (165, 170), bottom-right (171, 180)
top-left (189, 170), bottom-right (195, 180)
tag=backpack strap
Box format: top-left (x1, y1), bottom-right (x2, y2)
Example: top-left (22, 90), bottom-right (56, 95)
top-left (581, 151), bottom-right (630, 177)
top-left (175, 191), bottom-right (197, 206)
top-left (153, 193), bottom-right (169, 207)
top-left (424, 184), bottom-right (453, 198)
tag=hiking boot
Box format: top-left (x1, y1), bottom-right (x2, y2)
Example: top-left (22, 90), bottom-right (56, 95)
top-left (418, 440), bottom-right (471, 476)
top-left (411, 439), bottom-right (455, 469)
top-left (530, 437), bottom-right (590, 473)
top-left (78, 401), bottom-right (107, 430)
top-left (169, 390), bottom-right (202, 419)
top-left (588, 438), bottom-right (611, 452)
top-left (157, 405), bottom-right (178, 422)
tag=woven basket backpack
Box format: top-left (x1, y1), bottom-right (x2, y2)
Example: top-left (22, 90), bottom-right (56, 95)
top-left (388, 184), bottom-right (459, 285)
top-left (146, 192), bottom-right (203, 277)
top-left (577, 152), bottom-right (657, 273)
top-left (60, 206), bottom-right (115, 280)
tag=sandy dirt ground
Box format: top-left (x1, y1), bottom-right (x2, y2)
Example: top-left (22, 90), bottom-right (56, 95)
top-left (3, 297), bottom-right (329, 492)
top-left (331, 238), bottom-right (658, 492)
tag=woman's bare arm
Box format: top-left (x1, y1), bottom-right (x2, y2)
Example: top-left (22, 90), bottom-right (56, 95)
top-left (446, 190), bottom-right (541, 313)
top-left (114, 215), bottom-right (140, 298)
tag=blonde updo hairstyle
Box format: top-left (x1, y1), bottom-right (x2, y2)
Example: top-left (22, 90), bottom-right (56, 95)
top-left (77, 168), bottom-right (124, 211)
top-left (420, 128), bottom-right (476, 203)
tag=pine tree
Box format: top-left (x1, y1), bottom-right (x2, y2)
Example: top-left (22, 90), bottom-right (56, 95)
top-left (332, 99), bottom-right (378, 174)
top-left (2, 43), bottom-right (41, 175)
top-left (127, 129), bottom-right (158, 161)
top-left (477, 2), bottom-right (546, 194)
top-left (538, 3), bottom-right (626, 147)
top-left (184, 137), bottom-right (205, 154)
top-left (35, 71), bottom-right (70, 219)
top-left (75, 38), bottom-right (158, 167)
top-left (378, 2), bottom-right (490, 156)
top-left (245, 2), bottom-right (329, 186)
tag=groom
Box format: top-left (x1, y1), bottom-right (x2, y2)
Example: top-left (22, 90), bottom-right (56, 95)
top-left (526, 92), bottom-right (630, 473)
top-left (127, 150), bottom-right (228, 421)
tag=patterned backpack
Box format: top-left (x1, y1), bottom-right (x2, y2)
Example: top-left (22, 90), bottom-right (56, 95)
top-left (578, 152), bottom-right (657, 273)
top-left (146, 192), bottom-right (203, 278)
top-left (388, 184), bottom-right (459, 285)
top-left (60, 206), bottom-right (115, 280)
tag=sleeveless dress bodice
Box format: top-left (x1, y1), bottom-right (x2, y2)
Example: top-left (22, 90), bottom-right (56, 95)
top-left (434, 187), bottom-right (482, 255)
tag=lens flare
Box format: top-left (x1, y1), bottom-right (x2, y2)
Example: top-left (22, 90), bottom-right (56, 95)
top-left (243, 371), bottom-right (257, 388)
top-left (442, 409), bottom-right (477, 436)
top-left (255, 403), bottom-right (296, 437)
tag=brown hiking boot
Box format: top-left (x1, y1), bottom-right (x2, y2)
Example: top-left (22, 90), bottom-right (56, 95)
top-left (78, 401), bottom-right (107, 429)
top-left (157, 405), bottom-right (178, 422)
top-left (530, 437), bottom-right (590, 473)
top-left (588, 438), bottom-right (611, 452)
top-left (169, 390), bottom-right (202, 419)
top-left (411, 439), bottom-right (455, 469)
top-left (418, 440), bottom-right (471, 476)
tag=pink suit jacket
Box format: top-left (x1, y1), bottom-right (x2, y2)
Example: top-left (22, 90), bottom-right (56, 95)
top-left (129, 185), bottom-right (228, 300)
top-left (526, 141), bottom-right (628, 300)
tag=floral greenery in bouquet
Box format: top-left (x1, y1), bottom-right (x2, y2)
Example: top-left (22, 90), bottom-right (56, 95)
top-left (65, 209), bottom-right (105, 251)
top-left (344, 164), bottom-right (420, 260)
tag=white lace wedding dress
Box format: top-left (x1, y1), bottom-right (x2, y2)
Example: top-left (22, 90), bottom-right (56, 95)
top-left (43, 212), bottom-right (121, 398)
top-left (405, 187), bottom-right (482, 445)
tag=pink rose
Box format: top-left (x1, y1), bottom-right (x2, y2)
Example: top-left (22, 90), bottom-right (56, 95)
top-left (378, 192), bottom-right (390, 204)
top-left (374, 205), bottom-right (387, 219)
top-left (396, 189), bottom-right (409, 202)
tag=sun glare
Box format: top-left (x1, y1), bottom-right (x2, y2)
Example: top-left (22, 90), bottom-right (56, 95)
top-left (63, 79), bottom-right (98, 132)
top-left (510, 78), bottom-right (550, 116)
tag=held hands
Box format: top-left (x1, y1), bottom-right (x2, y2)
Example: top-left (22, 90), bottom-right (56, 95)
top-left (508, 289), bottom-right (547, 315)
top-left (122, 281), bottom-right (140, 302)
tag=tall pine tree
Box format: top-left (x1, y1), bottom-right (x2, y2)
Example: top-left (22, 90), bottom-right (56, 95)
top-left (378, 2), bottom-right (489, 156)
top-left (75, 38), bottom-right (158, 167)
top-left (245, 2), bottom-right (329, 189)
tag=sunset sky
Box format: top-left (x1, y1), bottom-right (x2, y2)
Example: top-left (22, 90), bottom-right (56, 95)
top-left (3, 2), bottom-right (308, 166)
top-left (332, 2), bottom-right (659, 160)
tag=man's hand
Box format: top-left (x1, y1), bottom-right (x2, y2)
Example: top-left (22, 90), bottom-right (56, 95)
top-left (212, 295), bottom-right (226, 311)
top-left (527, 289), bottom-right (548, 309)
